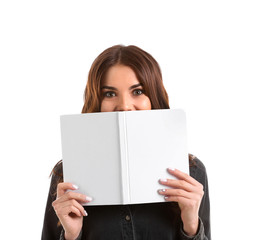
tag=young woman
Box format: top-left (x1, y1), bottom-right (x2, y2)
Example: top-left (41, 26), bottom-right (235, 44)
top-left (41, 45), bottom-right (211, 240)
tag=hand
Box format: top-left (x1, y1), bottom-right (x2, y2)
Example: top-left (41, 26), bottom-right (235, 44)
top-left (158, 168), bottom-right (204, 236)
top-left (52, 182), bottom-right (92, 240)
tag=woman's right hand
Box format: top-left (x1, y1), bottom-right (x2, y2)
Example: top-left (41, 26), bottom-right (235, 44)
top-left (52, 182), bottom-right (92, 240)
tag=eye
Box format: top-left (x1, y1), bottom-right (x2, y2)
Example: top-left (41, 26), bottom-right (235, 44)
top-left (103, 91), bottom-right (116, 98)
top-left (133, 89), bottom-right (144, 96)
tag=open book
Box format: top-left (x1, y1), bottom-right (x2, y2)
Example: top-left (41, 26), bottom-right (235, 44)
top-left (60, 109), bottom-right (189, 205)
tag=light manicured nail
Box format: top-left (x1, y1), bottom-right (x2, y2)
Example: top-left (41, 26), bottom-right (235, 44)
top-left (159, 178), bottom-right (167, 182)
top-left (72, 184), bottom-right (79, 190)
top-left (158, 189), bottom-right (166, 193)
top-left (168, 167), bottom-right (176, 171)
top-left (84, 210), bottom-right (88, 216)
top-left (86, 196), bottom-right (93, 201)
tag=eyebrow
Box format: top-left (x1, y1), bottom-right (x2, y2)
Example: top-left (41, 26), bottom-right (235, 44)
top-left (100, 83), bottom-right (143, 91)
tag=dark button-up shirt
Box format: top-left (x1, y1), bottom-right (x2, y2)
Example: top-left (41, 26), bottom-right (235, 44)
top-left (41, 157), bottom-right (211, 240)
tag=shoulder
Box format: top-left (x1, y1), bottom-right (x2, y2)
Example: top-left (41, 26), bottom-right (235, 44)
top-left (189, 154), bottom-right (208, 186)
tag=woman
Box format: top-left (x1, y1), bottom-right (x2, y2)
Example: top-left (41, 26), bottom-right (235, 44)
top-left (42, 45), bottom-right (211, 240)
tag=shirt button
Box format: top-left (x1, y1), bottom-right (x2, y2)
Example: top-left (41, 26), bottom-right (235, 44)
top-left (125, 215), bottom-right (131, 221)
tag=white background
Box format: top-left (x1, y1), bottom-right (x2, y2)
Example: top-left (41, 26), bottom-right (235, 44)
top-left (1, 1), bottom-right (263, 239)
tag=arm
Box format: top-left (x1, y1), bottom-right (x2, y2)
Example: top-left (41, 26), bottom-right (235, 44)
top-left (159, 157), bottom-right (211, 240)
top-left (192, 159), bottom-right (211, 239)
top-left (41, 162), bottom-right (91, 240)
top-left (52, 182), bottom-right (89, 240)
top-left (41, 163), bottom-right (63, 240)
top-left (180, 158), bottom-right (211, 240)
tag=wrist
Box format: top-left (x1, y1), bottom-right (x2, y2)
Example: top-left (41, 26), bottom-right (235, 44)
top-left (183, 217), bottom-right (199, 236)
top-left (64, 232), bottom-right (79, 240)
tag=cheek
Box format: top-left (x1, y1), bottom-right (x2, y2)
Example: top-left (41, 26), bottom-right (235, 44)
top-left (138, 96), bottom-right (152, 110)
top-left (100, 100), bottom-right (113, 112)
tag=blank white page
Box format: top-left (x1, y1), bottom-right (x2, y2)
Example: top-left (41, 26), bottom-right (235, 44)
top-left (125, 109), bottom-right (189, 204)
top-left (60, 112), bottom-right (122, 205)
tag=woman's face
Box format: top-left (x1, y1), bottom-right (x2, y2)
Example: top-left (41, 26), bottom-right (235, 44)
top-left (100, 65), bottom-right (152, 112)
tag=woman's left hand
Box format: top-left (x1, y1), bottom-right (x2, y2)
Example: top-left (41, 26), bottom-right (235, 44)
top-left (158, 168), bottom-right (204, 236)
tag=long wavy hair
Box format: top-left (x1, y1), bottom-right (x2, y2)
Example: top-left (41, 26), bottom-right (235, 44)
top-left (51, 44), bottom-right (196, 189)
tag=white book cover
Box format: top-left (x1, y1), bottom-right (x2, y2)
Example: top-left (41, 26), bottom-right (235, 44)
top-left (60, 109), bottom-right (189, 206)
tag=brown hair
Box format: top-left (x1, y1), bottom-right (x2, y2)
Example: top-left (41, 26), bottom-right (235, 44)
top-left (51, 44), bottom-right (195, 190)
top-left (81, 44), bottom-right (170, 113)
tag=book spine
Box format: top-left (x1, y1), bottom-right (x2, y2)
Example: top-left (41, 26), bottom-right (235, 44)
top-left (118, 112), bottom-right (130, 204)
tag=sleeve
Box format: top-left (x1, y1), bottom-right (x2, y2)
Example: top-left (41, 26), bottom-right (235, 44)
top-left (59, 229), bottom-right (83, 240)
top-left (179, 157), bottom-right (211, 240)
top-left (41, 163), bottom-right (63, 240)
top-left (180, 217), bottom-right (207, 240)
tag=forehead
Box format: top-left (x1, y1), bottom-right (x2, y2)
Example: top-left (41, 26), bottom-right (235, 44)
top-left (103, 65), bottom-right (139, 85)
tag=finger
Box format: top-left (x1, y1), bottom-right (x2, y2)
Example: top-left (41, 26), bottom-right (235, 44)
top-left (53, 198), bottom-right (88, 217)
top-left (158, 188), bottom-right (193, 199)
top-left (60, 204), bottom-right (84, 217)
top-left (57, 182), bottom-right (79, 198)
top-left (167, 168), bottom-right (203, 187)
top-left (164, 195), bottom-right (193, 206)
top-left (57, 191), bottom-right (93, 204)
top-left (61, 199), bottom-right (88, 217)
top-left (159, 178), bottom-right (195, 192)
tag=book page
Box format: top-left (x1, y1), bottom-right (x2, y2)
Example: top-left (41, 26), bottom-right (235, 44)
top-left (125, 109), bottom-right (189, 204)
top-left (61, 112), bottom-right (123, 205)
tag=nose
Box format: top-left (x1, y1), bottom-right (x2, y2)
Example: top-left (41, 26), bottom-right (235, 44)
top-left (116, 94), bottom-right (133, 111)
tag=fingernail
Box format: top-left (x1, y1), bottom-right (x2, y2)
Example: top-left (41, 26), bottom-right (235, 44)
top-left (86, 196), bottom-right (93, 201)
top-left (168, 167), bottom-right (176, 171)
top-left (84, 210), bottom-right (88, 216)
top-left (72, 184), bottom-right (79, 190)
top-left (158, 189), bottom-right (166, 193)
top-left (159, 178), bottom-right (167, 182)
